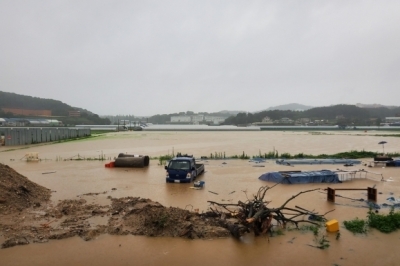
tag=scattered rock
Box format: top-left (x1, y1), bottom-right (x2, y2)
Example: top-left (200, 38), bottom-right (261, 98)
top-left (1, 237), bottom-right (30, 248)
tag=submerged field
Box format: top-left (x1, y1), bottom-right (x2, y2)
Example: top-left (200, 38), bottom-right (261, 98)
top-left (1, 130), bottom-right (400, 265)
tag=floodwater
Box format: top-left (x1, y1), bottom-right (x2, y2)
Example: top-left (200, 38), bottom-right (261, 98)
top-left (1, 131), bottom-right (400, 266)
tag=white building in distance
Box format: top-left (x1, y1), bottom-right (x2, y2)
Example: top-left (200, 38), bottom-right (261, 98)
top-left (170, 115), bottom-right (225, 124)
top-left (204, 116), bottom-right (225, 124)
top-left (170, 116), bottom-right (192, 123)
top-left (386, 117), bottom-right (400, 123)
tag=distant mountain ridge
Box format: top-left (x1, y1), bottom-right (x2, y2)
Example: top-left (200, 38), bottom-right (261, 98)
top-left (223, 104), bottom-right (400, 126)
top-left (2, 91), bottom-right (400, 126)
top-left (217, 110), bottom-right (244, 115)
top-left (0, 91), bottom-right (110, 125)
top-left (264, 103), bottom-right (314, 111)
top-left (356, 103), bottom-right (398, 109)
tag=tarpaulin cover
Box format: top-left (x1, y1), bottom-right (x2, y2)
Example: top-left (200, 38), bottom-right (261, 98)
top-left (386, 160), bottom-right (400, 167)
top-left (276, 159), bottom-right (361, 165)
top-left (259, 170), bottom-right (340, 184)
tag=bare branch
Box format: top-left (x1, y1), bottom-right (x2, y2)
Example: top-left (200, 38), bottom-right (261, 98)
top-left (207, 186), bottom-right (331, 239)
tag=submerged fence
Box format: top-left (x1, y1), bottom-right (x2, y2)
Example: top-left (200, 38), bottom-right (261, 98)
top-left (0, 127), bottom-right (91, 146)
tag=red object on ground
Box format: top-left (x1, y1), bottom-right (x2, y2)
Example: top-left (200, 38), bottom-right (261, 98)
top-left (105, 161), bottom-right (115, 168)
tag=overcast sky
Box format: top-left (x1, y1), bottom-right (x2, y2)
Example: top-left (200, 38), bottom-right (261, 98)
top-left (1, 1), bottom-right (400, 116)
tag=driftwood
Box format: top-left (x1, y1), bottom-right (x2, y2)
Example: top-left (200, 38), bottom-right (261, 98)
top-left (207, 185), bottom-right (333, 238)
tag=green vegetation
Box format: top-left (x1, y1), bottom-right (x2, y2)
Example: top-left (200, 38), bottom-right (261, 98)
top-left (344, 208), bottom-right (400, 234)
top-left (1, 147), bottom-right (30, 152)
top-left (368, 208), bottom-right (400, 233)
top-left (157, 155), bottom-right (174, 166)
top-left (0, 91), bottom-right (72, 117)
top-left (90, 130), bottom-right (115, 134)
top-left (55, 135), bottom-right (99, 144)
top-left (58, 114), bottom-right (110, 126)
top-left (151, 149), bottom-right (176, 165)
top-left (55, 153), bottom-right (111, 161)
top-left (299, 224), bottom-right (320, 234)
top-left (208, 152), bottom-right (226, 159)
top-left (230, 151), bottom-right (250, 159)
top-left (222, 104), bottom-right (400, 126)
top-left (0, 91), bottom-right (111, 125)
top-left (299, 224), bottom-right (331, 249)
top-left (200, 151), bottom-right (249, 160)
top-left (314, 234), bottom-right (330, 249)
top-left (200, 149), bottom-right (400, 160)
top-left (372, 134), bottom-right (400, 138)
top-left (274, 228), bottom-right (285, 236)
top-left (343, 218), bottom-right (368, 234)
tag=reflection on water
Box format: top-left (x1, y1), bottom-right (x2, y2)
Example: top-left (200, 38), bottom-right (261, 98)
top-left (1, 131), bottom-right (400, 265)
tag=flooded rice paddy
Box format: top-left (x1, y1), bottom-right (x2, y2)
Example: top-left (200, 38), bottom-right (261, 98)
top-left (1, 130), bottom-right (400, 266)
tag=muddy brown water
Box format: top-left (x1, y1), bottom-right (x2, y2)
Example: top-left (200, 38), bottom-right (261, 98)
top-left (1, 131), bottom-right (400, 265)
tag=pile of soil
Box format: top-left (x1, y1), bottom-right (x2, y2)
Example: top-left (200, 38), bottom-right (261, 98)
top-left (0, 164), bottom-right (231, 249)
top-left (1, 196), bottom-right (231, 248)
top-left (108, 197), bottom-right (230, 239)
top-left (0, 163), bottom-right (51, 214)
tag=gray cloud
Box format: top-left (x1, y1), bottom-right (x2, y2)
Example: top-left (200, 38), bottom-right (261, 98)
top-left (1, 1), bottom-right (399, 116)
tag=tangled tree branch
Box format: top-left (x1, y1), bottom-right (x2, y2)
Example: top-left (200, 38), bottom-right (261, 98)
top-left (207, 186), bottom-right (333, 238)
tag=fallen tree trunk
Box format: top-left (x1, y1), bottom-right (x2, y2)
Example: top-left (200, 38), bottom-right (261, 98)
top-left (207, 186), bottom-right (333, 238)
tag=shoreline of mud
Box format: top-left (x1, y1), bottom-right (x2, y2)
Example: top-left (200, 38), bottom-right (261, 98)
top-left (0, 192), bottom-right (235, 249)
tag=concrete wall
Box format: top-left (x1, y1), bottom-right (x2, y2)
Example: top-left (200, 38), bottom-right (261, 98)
top-left (0, 127), bottom-right (91, 146)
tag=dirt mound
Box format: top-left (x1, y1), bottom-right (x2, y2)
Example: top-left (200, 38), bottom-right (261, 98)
top-left (1, 195), bottom-right (231, 248)
top-left (108, 197), bottom-right (230, 239)
top-left (0, 164), bottom-right (231, 248)
top-left (0, 163), bottom-right (51, 214)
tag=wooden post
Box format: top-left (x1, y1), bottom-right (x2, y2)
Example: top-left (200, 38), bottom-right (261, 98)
top-left (327, 187), bottom-right (335, 203)
top-left (326, 187), bottom-right (378, 203)
top-left (367, 187), bottom-right (377, 202)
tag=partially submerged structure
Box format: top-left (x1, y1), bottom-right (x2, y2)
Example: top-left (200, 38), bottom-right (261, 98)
top-left (276, 159), bottom-right (361, 165)
top-left (22, 152), bottom-right (39, 162)
top-left (259, 170), bottom-right (341, 184)
top-left (370, 156), bottom-right (400, 167)
top-left (259, 169), bottom-right (383, 184)
top-left (386, 160), bottom-right (400, 167)
top-left (105, 153), bottom-right (150, 168)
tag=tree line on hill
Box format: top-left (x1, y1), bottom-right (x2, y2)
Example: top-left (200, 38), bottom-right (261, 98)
top-left (0, 91), bottom-right (110, 125)
top-left (2, 91), bottom-right (399, 126)
top-left (222, 104), bottom-right (400, 126)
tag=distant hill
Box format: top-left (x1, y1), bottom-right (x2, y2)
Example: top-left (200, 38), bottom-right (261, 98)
top-left (223, 104), bottom-right (400, 126)
top-left (265, 103), bottom-right (313, 111)
top-left (0, 91), bottom-right (73, 116)
top-left (217, 110), bottom-right (245, 116)
top-left (356, 103), bottom-right (398, 109)
top-left (0, 91), bottom-right (110, 125)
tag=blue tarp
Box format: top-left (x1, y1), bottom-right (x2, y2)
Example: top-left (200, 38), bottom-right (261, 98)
top-left (259, 170), bottom-right (340, 184)
top-left (386, 160), bottom-right (400, 167)
top-left (276, 159), bottom-right (361, 165)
